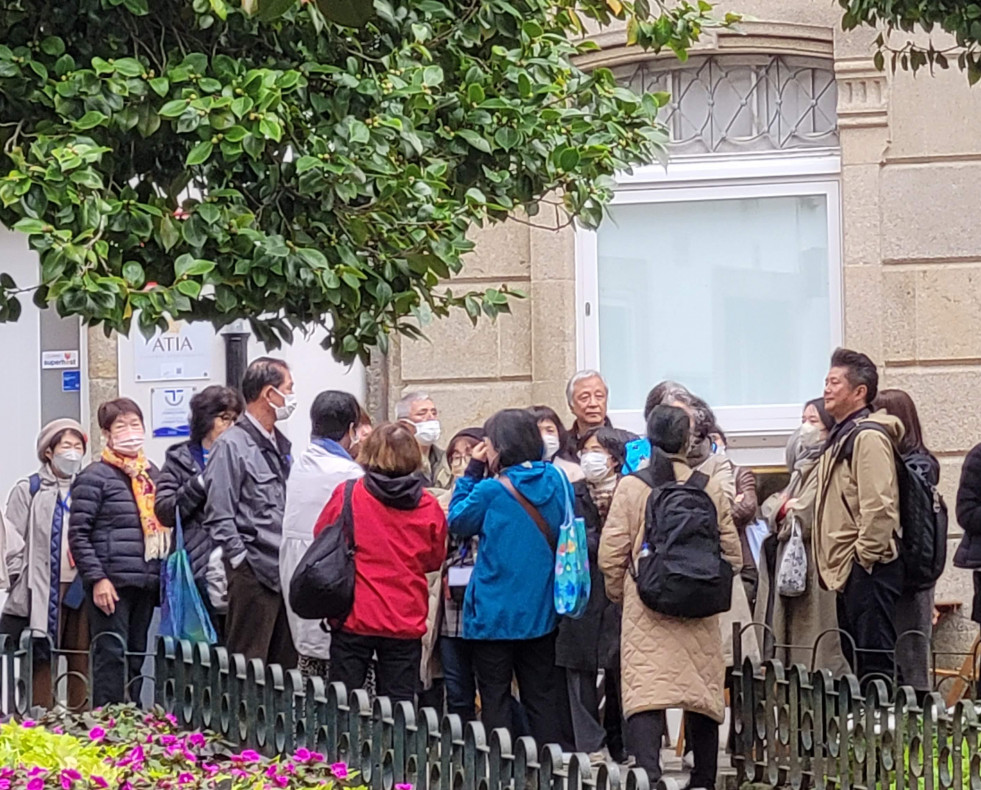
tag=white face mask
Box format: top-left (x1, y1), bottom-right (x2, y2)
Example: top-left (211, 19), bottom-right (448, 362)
top-left (798, 420), bottom-right (823, 448)
top-left (542, 434), bottom-right (561, 461)
top-left (52, 450), bottom-right (83, 478)
top-left (414, 420), bottom-right (441, 446)
top-left (113, 433), bottom-right (144, 457)
top-left (271, 387), bottom-right (298, 422)
top-left (581, 451), bottom-right (612, 482)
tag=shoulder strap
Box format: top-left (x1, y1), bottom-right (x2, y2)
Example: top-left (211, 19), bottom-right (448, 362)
top-left (28, 474), bottom-right (41, 498)
top-left (340, 479), bottom-right (357, 548)
top-left (686, 470), bottom-right (709, 491)
top-left (499, 475), bottom-right (557, 553)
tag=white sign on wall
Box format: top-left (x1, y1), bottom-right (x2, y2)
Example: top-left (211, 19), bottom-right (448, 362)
top-left (41, 350), bottom-right (79, 369)
top-left (151, 386), bottom-right (196, 439)
top-left (133, 320), bottom-right (212, 381)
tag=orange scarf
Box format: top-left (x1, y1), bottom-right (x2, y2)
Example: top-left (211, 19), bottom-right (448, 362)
top-left (101, 447), bottom-right (171, 561)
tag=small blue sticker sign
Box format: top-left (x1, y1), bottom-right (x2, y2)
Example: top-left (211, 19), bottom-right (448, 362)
top-left (62, 370), bottom-right (81, 393)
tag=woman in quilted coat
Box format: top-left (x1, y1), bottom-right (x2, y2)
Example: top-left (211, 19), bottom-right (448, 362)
top-left (599, 405), bottom-right (741, 789)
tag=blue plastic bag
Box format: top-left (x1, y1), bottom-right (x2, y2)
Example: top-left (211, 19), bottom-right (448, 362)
top-left (554, 480), bottom-right (591, 619)
top-left (159, 511), bottom-right (217, 645)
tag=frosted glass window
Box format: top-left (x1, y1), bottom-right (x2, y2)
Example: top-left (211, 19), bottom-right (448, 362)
top-left (596, 194), bottom-right (831, 412)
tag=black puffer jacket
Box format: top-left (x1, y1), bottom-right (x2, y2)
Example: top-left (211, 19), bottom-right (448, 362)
top-left (68, 460), bottom-right (161, 591)
top-left (955, 443), bottom-right (981, 570)
top-left (555, 480), bottom-right (621, 672)
top-left (154, 442), bottom-right (210, 582)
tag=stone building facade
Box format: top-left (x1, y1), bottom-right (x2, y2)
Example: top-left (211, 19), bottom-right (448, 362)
top-left (372, 1), bottom-right (981, 668)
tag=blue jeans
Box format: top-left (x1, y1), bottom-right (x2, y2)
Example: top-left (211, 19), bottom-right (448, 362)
top-left (439, 636), bottom-right (477, 720)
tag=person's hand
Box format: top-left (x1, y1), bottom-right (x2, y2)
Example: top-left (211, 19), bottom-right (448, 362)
top-left (93, 579), bottom-right (119, 615)
top-left (471, 441), bottom-right (489, 463)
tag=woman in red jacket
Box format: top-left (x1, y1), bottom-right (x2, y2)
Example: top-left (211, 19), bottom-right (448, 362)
top-left (314, 422), bottom-right (447, 703)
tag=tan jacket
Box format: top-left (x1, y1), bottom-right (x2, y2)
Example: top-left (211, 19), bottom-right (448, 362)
top-left (814, 410), bottom-right (903, 592)
top-left (599, 458), bottom-right (742, 723)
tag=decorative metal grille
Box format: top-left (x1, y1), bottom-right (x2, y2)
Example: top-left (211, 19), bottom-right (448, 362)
top-left (615, 55), bottom-right (838, 154)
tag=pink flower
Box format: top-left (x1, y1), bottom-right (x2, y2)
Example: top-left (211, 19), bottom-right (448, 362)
top-left (396, 784), bottom-right (413, 790)
top-left (294, 748), bottom-right (312, 762)
top-left (121, 783), bottom-right (133, 790)
top-left (310, 751), bottom-right (325, 763)
top-left (187, 732), bottom-right (206, 748)
top-left (22, 719), bottom-right (36, 728)
top-left (53, 726), bottom-right (64, 735)
top-left (165, 713), bottom-right (179, 726)
top-left (332, 763), bottom-right (349, 779)
top-left (0, 780), bottom-right (10, 790)
top-left (178, 774), bottom-right (195, 785)
top-left (28, 768), bottom-right (47, 777)
top-left (231, 769), bottom-right (249, 778)
top-left (266, 766), bottom-right (279, 778)
top-left (160, 734), bottom-right (177, 745)
top-left (1, 768), bottom-right (13, 778)
top-left (233, 749), bottom-right (261, 763)
top-left (89, 726), bottom-right (106, 741)
top-left (182, 750), bottom-right (198, 763)
top-left (274, 777), bottom-right (288, 788)
top-left (202, 764), bottom-right (219, 776)
top-left (27, 780), bottom-right (43, 790)
top-left (92, 778), bottom-right (108, 789)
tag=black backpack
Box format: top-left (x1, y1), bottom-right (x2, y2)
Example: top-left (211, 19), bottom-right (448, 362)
top-left (630, 456), bottom-right (733, 619)
top-left (834, 423), bottom-right (947, 592)
top-left (289, 480), bottom-right (357, 621)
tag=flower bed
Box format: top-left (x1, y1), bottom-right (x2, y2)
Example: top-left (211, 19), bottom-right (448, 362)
top-left (0, 705), bottom-right (384, 789)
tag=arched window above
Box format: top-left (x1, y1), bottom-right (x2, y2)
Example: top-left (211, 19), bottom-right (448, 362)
top-left (614, 55), bottom-right (838, 155)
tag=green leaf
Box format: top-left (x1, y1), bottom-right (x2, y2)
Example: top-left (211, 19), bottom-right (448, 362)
top-left (467, 83), bottom-right (485, 104)
top-left (494, 127), bottom-right (520, 150)
top-left (122, 261), bottom-right (145, 287)
top-left (114, 57), bottom-right (143, 77)
top-left (13, 218), bottom-right (48, 234)
top-left (159, 214), bottom-right (180, 251)
top-left (555, 147), bottom-right (580, 171)
top-left (175, 254), bottom-right (216, 278)
top-left (186, 140), bottom-right (214, 166)
top-left (40, 36), bottom-right (65, 56)
top-left (349, 120), bottom-right (370, 143)
top-left (258, 0), bottom-right (296, 21)
top-left (123, 0), bottom-right (149, 14)
top-left (259, 117), bottom-right (283, 141)
top-left (159, 99), bottom-right (189, 118)
top-left (73, 111), bottom-right (108, 130)
top-left (177, 279), bottom-right (202, 298)
top-left (197, 203), bottom-right (221, 225)
top-left (457, 129), bottom-right (491, 153)
top-left (295, 155), bottom-right (322, 173)
top-left (422, 65), bottom-right (444, 86)
top-left (148, 77), bottom-right (169, 98)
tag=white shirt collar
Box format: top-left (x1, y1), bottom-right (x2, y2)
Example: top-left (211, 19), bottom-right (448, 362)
top-left (246, 412), bottom-right (276, 443)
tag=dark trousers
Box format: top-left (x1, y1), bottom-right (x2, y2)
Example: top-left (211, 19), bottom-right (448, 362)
top-left (329, 631), bottom-right (422, 703)
top-left (85, 586), bottom-right (156, 708)
top-left (604, 667), bottom-right (627, 762)
top-left (836, 557), bottom-right (903, 685)
top-left (224, 561), bottom-right (297, 669)
top-left (628, 709), bottom-right (719, 789)
top-left (469, 631), bottom-right (575, 751)
top-left (440, 636), bottom-right (477, 720)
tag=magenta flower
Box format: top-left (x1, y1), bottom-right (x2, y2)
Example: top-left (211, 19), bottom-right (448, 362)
top-left (89, 726), bottom-right (106, 741)
top-left (21, 719), bottom-right (36, 728)
top-left (27, 780), bottom-right (43, 790)
top-left (165, 713), bottom-right (179, 726)
top-left (396, 784), bottom-right (414, 790)
top-left (160, 734), bottom-right (177, 746)
top-left (178, 774), bottom-right (195, 785)
top-left (202, 764), bottom-right (219, 776)
top-left (274, 776), bottom-right (289, 788)
top-left (187, 732), bottom-right (207, 748)
top-left (53, 726), bottom-right (64, 735)
top-left (0, 768), bottom-right (12, 778)
top-left (310, 751), bottom-right (325, 763)
top-left (107, 717), bottom-right (116, 728)
top-left (231, 769), bottom-right (249, 778)
top-left (28, 768), bottom-right (47, 777)
top-left (182, 750), bottom-right (198, 763)
top-left (92, 778), bottom-right (108, 789)
top-left (294, 747), bottom-right (312, 762)
top-left (233, 749), bottom-right (261, 763)
top-left (0, 780), bottom-right (10, 790)
top-left (331, 763), bottom-right (349, 779)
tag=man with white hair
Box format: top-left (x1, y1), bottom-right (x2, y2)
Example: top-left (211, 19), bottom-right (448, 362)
top-left (566, 370), bottom-right (612, 445)
top-left (395, 391), bottom-right (453, 490)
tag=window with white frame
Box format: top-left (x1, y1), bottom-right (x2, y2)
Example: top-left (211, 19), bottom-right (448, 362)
top-left (576, 55), bottom-right (842, 446)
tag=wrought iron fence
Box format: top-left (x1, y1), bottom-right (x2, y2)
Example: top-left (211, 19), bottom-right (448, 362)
top-left (0, 631), bottom-right (653, 790)
top-left (730, 623), bottom-right (981, 790)
top-left (6, 624), bottom-right (981, 790)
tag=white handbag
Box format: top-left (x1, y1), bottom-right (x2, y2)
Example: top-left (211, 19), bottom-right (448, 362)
top-left (776, 517), bottom-right (808, 598)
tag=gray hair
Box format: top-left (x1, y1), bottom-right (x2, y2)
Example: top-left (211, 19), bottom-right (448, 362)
top-left (566, 370), bottom-right (608, 407)
top-left (395, 391), bottom-right (432, 420)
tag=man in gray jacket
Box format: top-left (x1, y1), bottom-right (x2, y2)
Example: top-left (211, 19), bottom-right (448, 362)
top-left (203, 357), bottom-right (297, 666)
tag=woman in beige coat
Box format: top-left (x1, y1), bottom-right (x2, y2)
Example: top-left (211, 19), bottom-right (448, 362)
top-left (600, 406), bottom-right (741, 789)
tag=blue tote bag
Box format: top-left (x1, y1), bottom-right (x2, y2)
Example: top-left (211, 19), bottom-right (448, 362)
top-left (554, 479), bottom-right (591, 619)
top-left (159, 511), bottom-right (217, 645)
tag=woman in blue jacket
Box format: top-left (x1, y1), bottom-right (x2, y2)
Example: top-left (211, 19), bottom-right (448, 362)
top-left (449, 409), bottom-right (575, 750)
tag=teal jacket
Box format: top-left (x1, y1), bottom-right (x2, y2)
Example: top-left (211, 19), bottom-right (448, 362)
top-left (448, 461), bottom-right (571, 641)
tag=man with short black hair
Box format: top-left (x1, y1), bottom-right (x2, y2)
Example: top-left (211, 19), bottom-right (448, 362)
top-left (815, 348), bottom-right (905, 683)
top-left (281, 390), bottom-right (364, 679)
top-left (395, 392), bottom-right (452, 490)
top-left (204, 357), bottom-right (297, 666)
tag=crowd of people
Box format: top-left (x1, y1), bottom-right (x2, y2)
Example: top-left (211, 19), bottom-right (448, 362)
top-left (2, 348), bottom-right (981, 789)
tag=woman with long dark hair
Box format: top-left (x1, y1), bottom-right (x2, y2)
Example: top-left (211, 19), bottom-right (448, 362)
top-left (873, 388), bottom-right (940, 695)
top-left (528, 405), bottom-right (584, 482)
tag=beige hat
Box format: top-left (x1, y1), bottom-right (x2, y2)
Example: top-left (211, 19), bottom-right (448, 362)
top-left (36, 418), bottom-right (88, 463)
